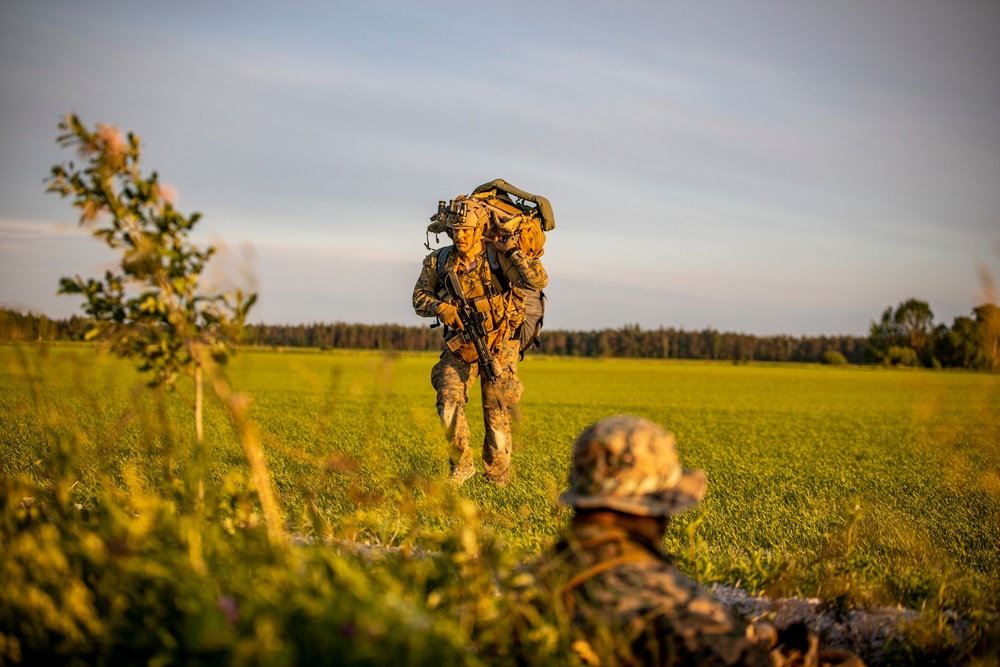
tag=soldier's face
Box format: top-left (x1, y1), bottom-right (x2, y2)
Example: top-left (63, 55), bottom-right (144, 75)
top-left (453, 225), bottom-right (483, 255)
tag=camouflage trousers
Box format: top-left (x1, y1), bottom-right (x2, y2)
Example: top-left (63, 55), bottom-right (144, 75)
top-left (431, 338), bottom-right (524, 482)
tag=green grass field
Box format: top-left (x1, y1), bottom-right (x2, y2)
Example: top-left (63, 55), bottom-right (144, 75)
top-left (4, 343), bottom-right (998, 617)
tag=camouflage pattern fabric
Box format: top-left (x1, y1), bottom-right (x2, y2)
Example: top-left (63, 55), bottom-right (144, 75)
top-left (512, 416), bottom-right (865, 666)
top-left (414, 238), bottom-right (546, 484)
top-left (431, 337), bottom-right (523, 483)
top-left (516, 521), bottom-right (774, 666)
top-left (559, 415), bottom-right (708, 518)
top-left (412, 244), bottom-right (548, 330)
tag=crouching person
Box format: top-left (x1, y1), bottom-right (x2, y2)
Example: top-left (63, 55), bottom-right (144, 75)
top-left (512, 415), bottom-right (864, 666)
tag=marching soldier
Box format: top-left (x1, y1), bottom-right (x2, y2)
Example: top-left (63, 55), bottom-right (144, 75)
top-left (413, 197), bottom-right (548, 486)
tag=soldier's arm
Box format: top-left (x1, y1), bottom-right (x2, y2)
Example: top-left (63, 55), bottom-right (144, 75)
top-left (500, 248), bottom-right (548, 291)
top-left (631, 612), bottom-right (773, 667)
top-left (412, 253), bottom-right (447, 318)
top-left (630, 570), bottom-right (774, 667)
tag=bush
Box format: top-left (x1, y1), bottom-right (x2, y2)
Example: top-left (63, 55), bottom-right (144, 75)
top-left (0, 478), bottom-right (494, 666)
top-left (820, 350), bottom-right (848, 366)
top-left (885, 346), bottom-right (920, 367)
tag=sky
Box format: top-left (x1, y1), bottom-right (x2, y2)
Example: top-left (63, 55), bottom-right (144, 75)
top-left (1, 1), bottom-right (998, 336)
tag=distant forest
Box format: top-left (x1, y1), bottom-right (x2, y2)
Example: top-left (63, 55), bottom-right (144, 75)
top-left (4, 300), bottom-right (995, 369)
top-left (244, 320), bottom-right (869, 363)
top-left (0, 307), bottom-right (866, 363)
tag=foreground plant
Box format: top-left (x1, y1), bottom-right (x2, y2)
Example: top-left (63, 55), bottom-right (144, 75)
top-left (0, 476), bottom-right (487, 666)
top-left (45, 114), bottom-right (281, 544)
top-left (46, 114), bottom-right (254, 426)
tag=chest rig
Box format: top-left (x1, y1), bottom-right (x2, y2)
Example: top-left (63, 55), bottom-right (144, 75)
top-left (434, 245), bottom-right (521, 361)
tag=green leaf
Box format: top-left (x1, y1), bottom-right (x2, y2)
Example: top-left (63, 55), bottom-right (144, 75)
top-left (57, 277), bottom-right (83, 295)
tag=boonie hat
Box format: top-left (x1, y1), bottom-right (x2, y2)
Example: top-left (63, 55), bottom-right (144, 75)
top-left (558, 415), bottom-right (707, 517)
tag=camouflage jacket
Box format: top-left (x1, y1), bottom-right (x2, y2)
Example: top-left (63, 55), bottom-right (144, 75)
top-left (514, 522), bottom-right (773, 666)
top-left (412, 244), bottom-right (547, 334)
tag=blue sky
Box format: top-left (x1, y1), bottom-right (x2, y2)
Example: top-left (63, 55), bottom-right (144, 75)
top-left (1, 1), bottom-right (998, 335)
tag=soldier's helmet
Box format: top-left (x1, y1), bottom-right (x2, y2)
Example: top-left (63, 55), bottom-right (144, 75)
top-left (447, 197), bottom-right (490, 230)
top-left (559, 415), bottom-right (707, 517)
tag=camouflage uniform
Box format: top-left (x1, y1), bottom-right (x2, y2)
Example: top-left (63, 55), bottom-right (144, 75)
top-left (412, 210), bottom-right (547, 485)
top-left (520, 523), bottom-right (774, 666)
top-left (515, 415), bottom-right (775, 666)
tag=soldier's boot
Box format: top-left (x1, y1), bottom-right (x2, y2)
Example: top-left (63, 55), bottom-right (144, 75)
top-left (482, 400), bottom-right (512, 487)
top-left (448, 462), bottom-right (476, 486)
top-left (484, 467), bottom-right (511, 487)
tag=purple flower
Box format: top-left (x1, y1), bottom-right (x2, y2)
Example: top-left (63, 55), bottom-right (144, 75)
top-left (217, 595), bottom-right (239, 624)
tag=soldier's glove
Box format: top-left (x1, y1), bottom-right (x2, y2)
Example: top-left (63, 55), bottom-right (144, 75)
top-left (437, 303), bottom-right (464, 330)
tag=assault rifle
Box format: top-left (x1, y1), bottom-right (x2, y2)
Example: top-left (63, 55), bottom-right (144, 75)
top-left (442, 271), bottom-right (502, 384)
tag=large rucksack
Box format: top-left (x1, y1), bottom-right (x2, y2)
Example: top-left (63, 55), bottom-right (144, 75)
top-left (427, 179), bottom-right (554, 355)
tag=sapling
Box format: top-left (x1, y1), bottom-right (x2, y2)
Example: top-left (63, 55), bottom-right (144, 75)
top-left (47, 114), bottom-right (282, 544)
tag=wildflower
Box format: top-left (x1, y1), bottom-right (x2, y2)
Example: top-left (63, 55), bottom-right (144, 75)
top-left (217, 595), bottom-right (239, 624)
top-left (158, 183), bottom-right (178, 207)
top-left (95, 124), bottom-right (127, 160)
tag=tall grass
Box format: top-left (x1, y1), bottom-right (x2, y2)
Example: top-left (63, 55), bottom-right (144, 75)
top-left (2, 344), bottom-right (999, 664)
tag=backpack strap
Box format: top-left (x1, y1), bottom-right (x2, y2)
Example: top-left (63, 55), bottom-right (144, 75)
top-left (485, 245), bottom-right (510, 295)
top-left (434, 246), bottom-right (451, 287)
top-left (440, 244), bottom-right (510, 297)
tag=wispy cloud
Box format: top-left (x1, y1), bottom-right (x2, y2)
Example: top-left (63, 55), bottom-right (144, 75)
top-left (2, 0), bottom-right (997, 333)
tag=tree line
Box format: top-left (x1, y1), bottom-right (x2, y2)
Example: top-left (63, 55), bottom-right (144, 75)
top-left (534, 325), bottom-right (868, 363)
top-left (239, 320), bottom-right (870, 363)
top-left (3, 300), bottom-right (996, 370)
top-left (0, 307), bottom-right (865, 363)
top-left (0, 309), bottom-right (93, 342)
top-left (866, 298), bottom-right (999, 371)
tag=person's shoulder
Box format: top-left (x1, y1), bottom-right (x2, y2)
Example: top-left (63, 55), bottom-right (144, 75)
top-left (597, 558), bottom-right (691, 603)
top-left (629, 558), bottom-right (699, 591)
top-left (423, 245), bottom-right (453, 260)
top-left (636, 564), bottom-right (734, 616)
top-left (589, 557), bottom-right (737, 626)
top-left (422, 245), bottom-right (453, 267)
top-left (614, 565), bottom-right (769, 665)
